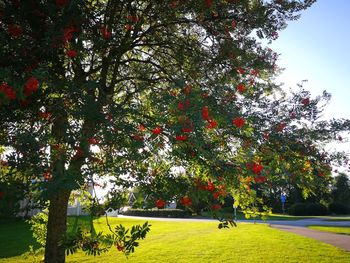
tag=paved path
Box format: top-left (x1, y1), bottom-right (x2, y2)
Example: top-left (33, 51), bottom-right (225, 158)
top-left (271, 224), bottom-right (350, 251)
top-left (118, 215), bottom-right (350, 251)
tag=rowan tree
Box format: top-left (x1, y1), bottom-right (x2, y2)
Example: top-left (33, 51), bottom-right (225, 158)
top-left (0, 0), bottom-right (349, 262)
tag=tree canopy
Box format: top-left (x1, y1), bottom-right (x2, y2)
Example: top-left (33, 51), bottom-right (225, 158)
top-left (0, 0), bottom-right (349, 262)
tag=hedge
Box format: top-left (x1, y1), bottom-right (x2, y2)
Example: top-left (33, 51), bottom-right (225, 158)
top-left (329, 202), bottom-right (350, 215)
top-left (121, 208), bottom-right (191, 218)
top-left (288, 202), bottom-right (328, 216)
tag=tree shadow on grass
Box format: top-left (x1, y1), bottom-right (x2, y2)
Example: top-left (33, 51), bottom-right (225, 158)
top-left (0, 219), bottom-right (40, 258)
top-left (67, 215), bottom-right (97, 236)
top-left (0, 216), bottom-right (97, 259)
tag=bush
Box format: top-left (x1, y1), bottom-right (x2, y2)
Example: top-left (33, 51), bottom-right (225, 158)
top-left (121, 208), bottom-right (191, 218)
top-left (329, 202), bottom-right (350, 215)
top-left (288, 202), bottom-right (328, 216)
top-left (27, 211), bottom-right (48, 247)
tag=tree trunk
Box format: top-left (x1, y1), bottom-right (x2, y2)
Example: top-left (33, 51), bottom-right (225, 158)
top-left (44, 190), bottom-right (70, 263)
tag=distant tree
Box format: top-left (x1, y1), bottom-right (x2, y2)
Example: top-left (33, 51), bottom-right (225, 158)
top-left (103, 189), bottom-right (128, 211)
top-left (0, 147), bottom-right (39, 218)
top-left (331, 173), bottom-right (350, 205)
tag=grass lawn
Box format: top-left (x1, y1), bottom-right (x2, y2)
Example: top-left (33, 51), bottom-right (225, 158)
top-left (0, 217), bottom-right (350, 263)
top-left (198, 210), bottom-right (313, 221)
top-left (245, 213), bottom-right (310, 221)
top-left (308, 225), bottom-right (350, 235)
top-left (0, 219), bottom-right (41, 258)
top-left (200, 210), bottom-right (350, 221)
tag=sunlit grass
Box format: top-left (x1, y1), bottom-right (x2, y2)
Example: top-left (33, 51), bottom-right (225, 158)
top-left (308, 225), bottom-right (350, 235)
top-left (199, 211), bottom-right (314, 220)
top-left (1, 217), bottom-right (350, 263)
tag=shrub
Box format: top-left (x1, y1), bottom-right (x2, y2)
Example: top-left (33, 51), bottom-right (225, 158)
top-left (27, 211), bottom-right (48, 247)
top-left (288, 202), bottom-right (328, 216)
top-left (307, 203), bottom-right (329, 215)
top-left (121, 208), bottom-right (191, 218)
top-left (329, 202), bottom-right (350, 215)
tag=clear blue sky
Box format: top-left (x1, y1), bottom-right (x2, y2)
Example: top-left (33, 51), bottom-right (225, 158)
top-left (270, 0), bottom-right (350, 119)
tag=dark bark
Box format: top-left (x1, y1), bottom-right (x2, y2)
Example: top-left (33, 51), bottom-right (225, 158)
top-left (44, 107), bottom-right (70, 263)
top-left (44, 190), bottom-right (70, 263)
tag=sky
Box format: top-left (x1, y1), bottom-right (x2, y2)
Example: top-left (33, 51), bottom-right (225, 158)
top-left (269, 0), bottom-right (350, 119)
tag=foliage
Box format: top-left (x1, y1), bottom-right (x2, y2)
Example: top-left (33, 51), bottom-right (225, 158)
top-left (288, 202), bottom-right (328, 216)
top-left (68, 188), bottom-right (93, 209)
top-left (122, 208), bottom-right (191, 218)
top-left (1, 0), bottom-right (350, 261)
top-left (61, 221), bottom-right (151, 257)
top-left (331, 173), bottom-right (350, 205)
top-left (217, 215), bottom-right (237, 229)
top-left (265, 171), bottom-right (333, 213)
top-left (136, 162), bottom-right (193, 208)
top-left (0, 148), bottom-right (34, 218)
top-left (83, 200), bottom-right (106, 217)
top-left (27, 211), bottom-right (151, 257)
top-left (328, 202), bottom-right (350, 215)
top-left (103, 189), bottom-right (128, 211)
top-left (111, 222), bottom-right (151, 256)
top-left (28, 211), bottom-right (48, 247)
top-left (61, 229), bottom-right (108, 256)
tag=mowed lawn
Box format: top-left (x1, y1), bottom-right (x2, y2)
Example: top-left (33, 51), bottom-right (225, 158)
top-left (1, 217), bottom-right (350, 263)
top-left (308, 225), bottom-right (350, 235)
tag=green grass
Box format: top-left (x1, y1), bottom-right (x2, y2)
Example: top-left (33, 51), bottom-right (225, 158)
top-left (200, 210), bottom-right (350, 221)
top-left (249, 213), bottom-right (310, 221)
top-left (0, 219), bottom-right (40, 258)
top-left (308, 225), bottom-right (350, 235)
top-left (198, 211), bottom-right (311, 221)
top-left (1, 217), bottom-right (350, 263)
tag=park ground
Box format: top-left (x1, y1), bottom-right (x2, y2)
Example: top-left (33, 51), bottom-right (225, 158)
top-left (0, 215), bottom-right (350, 263)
